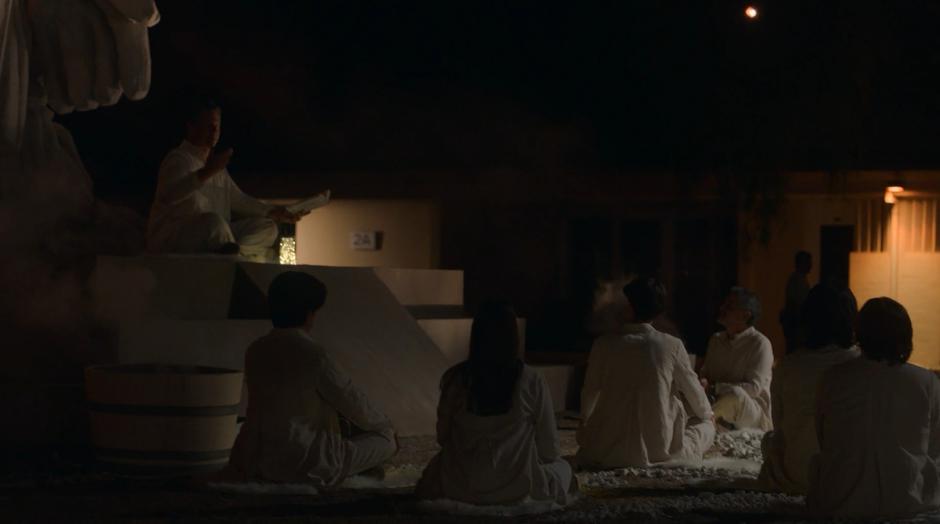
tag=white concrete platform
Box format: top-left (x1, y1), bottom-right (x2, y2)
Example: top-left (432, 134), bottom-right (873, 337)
top-left (95, 255), bottom-right (237, 320)
top-left (373, 267), bottom-right (463, 306)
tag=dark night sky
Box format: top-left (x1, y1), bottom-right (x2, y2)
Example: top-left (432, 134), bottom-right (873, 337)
top-left (59, 1), bottom-right (940, 202)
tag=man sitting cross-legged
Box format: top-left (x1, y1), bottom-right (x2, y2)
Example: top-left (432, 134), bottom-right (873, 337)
top-left (576, 277), bottom-right (715, 469)
top-left (223, 271), bottom-right (397, 487)
top-left (699, 286), bottom-right (774, 431)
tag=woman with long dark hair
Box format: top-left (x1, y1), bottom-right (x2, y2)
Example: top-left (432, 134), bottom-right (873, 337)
top-left (415, 300), bottom-right (575, 506)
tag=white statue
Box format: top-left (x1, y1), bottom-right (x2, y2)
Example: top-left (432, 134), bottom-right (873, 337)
top-left (0, 0), bottom-right (159, 205)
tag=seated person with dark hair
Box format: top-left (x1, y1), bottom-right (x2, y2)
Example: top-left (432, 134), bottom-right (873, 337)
top-left (759, 284), bottom-right (860, 494)
top-left (808, 297), bottom-right (940, 519)
top-left (416, 300), bottom-right (575, 506)
top-left (224, 271), bottom-right (397, 486)
top-left (577, 277), bottom-right (714, 469)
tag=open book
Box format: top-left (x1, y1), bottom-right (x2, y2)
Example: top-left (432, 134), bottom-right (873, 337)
top-left (285, 190), bottom-right (331, 214)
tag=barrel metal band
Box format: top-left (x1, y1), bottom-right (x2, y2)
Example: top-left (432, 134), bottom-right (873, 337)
top-left (87, 402), bottom-right (239, 417)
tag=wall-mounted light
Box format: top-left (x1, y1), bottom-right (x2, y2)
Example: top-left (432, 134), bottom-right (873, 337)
top-left (744, 6), bottom-right (759, 19)
top-left (884, 183), bottom-right (904, 204)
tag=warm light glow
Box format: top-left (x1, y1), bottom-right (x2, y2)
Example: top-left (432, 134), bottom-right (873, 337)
top-left (744, 6), bottom-right (758, 19)
top-left (884, 191), bottom-right (897, 204)
top-left (279, 236), bottom-right (296, 265)
top-left (887, 185), bottom-right (905, 193)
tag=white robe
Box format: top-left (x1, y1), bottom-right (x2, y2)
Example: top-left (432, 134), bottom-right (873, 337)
top-left (416, 364), bottom-right (573, 506)
top-left (0, 0), bottom-right (29, 150)
top-left (759, 345), bottom-right (859, 494)
top-left (147, 141), bottom-right (276, 253)
top-left (577, 323), bottom-right (715, 468)
top-left (225, 328), bottom-right (396, 487)
top-left (808, 358), bottom-right (940, 519)
top-left (701, 326), bottom-right (774, 430)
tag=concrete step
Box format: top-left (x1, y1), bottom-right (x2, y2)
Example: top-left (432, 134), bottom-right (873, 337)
top-left (95, 255), bottom-right (237, 320)
top-left (373, 267), bottom-right (463, 306)
top-left (406, 305), bottom-right (467, 319)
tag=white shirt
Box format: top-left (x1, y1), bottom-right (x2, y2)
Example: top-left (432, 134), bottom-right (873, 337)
top-left (147, 140), bottom-right (271, 249)
top-left (417, 364), bottom-right (571, 505)
top-left (577, 323), bottom-right (713, 467)
top-left (760, 344), bottom-right (860, 494)
top-left (701, 326), bottom-right (774, 430)
top-left (809, 358), bottom-right (940, 518)
top-left (226, 328), bottom-right (394, 486)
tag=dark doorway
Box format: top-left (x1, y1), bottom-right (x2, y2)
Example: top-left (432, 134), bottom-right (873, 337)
top-left (673, 216), bottom-right (738, 357)
top-left (539, 218), bottom-right (663, 353)
top-left (820, 225), bottom-right (855, 289)
top-left (530, 218), bottom-right (615, 353)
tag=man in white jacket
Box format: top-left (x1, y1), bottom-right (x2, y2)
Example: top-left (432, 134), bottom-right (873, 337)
top-left (224, 271), bottom-right (397, 486)
top-left (147, 97), bottom-right (302, 258)
top-left (577, 277), bottom-right (715, 469)
top-left (700, 287), bottom-right (774, 431)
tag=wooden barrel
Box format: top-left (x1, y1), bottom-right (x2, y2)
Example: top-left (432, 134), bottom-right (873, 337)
top-left (85, 364), bottom-right (243, 477)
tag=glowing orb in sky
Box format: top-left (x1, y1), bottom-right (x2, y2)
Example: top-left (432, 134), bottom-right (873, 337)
top-left (745, 6), bottom-right (758, 19)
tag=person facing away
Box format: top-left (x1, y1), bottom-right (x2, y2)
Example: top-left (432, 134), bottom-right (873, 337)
top-left (700, 286), bottom-right (774, 431)
top-left (808, 297), bottom-right (940, 519)
top-left (577, 277), bottom-right (715, 469)
top-left (146, 95), bottom-right (305, 258)
top-left (224, 271), bottom-right (397, 487)
top-left (416, 300), bottom-right (575, 506)
top-left (759, 283), bottom-right (860, 494)
top-left (780, 251), bottom-right (812, 355)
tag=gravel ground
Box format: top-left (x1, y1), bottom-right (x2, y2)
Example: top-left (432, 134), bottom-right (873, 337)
top-left (3, 429), bottom-right (939, 523)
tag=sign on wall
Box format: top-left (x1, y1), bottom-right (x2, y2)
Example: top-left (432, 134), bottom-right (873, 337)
top-left (351, 231), bottom-right (380, 251)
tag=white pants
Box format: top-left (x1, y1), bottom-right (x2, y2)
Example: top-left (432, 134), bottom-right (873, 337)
top-left (154, 212), bottom-right (278, 255)
top-left (415, 454), bottom-right (574, 506)
top-left (342, 432), bottom-right (397, 478)
top-left (713, 386), bottom-right (765, 430)
top-left (676, 418), bottom-right (716, 461)
top-left (225, 427), bottom-right (396, 487)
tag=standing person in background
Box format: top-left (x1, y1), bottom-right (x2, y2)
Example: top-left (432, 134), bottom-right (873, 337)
top-left (700, 287), bottom-right (774, 431)
top-left (780, 251), bottom-right (812, 354)
top-left (759, 284), bottom-right (860, 494)
top-left (809, 297), bottom-right (940, 519)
